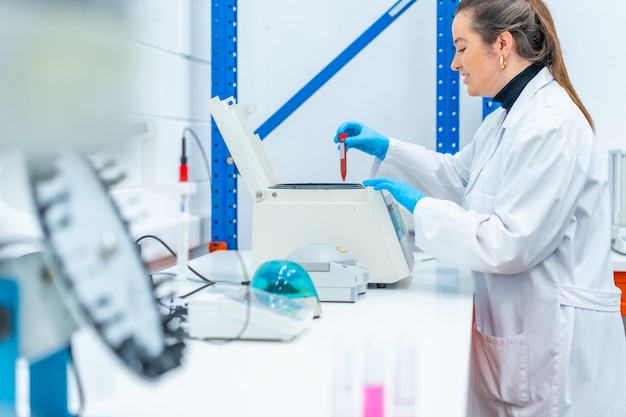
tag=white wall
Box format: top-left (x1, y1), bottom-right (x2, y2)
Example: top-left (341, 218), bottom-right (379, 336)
top-left (547, 0), bottom-right (625, 155)
top-left (113, 0), bottom-right (214, 259)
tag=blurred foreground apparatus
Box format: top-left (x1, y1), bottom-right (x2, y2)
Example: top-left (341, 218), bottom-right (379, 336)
top-left (0, 3), bottom-right (183, 416)
top-left (0, 0), bottom-right (131, 152)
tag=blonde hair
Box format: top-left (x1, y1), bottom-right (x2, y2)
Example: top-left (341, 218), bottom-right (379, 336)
top-left (456, 0), bottom-right (594, 130)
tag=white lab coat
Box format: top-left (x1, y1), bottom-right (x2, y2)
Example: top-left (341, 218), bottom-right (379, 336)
top-left (378, 68), bottom-right (626, 416)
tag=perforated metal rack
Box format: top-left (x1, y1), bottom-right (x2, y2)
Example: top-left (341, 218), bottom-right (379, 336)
top-left (436, 0), bottom-right (459, 154)
top-left (211, 0), bottom-right (239, 249)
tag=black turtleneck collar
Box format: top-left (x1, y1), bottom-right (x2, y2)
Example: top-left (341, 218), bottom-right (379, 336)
top-left (493, 63), bottom-right (543, 112)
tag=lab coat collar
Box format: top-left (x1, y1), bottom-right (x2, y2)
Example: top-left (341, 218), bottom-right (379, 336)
top-left (501, 67), bottom-right (554, 130)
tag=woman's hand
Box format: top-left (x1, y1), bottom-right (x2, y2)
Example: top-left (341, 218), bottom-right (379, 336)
top-left (334, 121), bottom-right (389, 160)
top-left (363, 178), bottom-right (425, 213)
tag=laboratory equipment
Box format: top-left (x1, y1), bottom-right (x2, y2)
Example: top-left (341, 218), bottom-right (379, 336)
top-left (339, 132), bottom-right (348, 181)
top-left (27, 150), bottom-right (184, 375)
top-left (287, 243), bottom-right (368, 302)
top-left (187, 286), bottom-right (315, 341)
top-left (251, 260), bottom-right (322, 318)
top-left (0, 253), bottom-right (77, 364)
top-left (0, 3), bottom-right (182, 415)
top-left (609, 150), bottom-right (626, 254)
top-left (0, 150), bottom-right (184, 417)
top-left (208, 96), bottom-right (415, 284)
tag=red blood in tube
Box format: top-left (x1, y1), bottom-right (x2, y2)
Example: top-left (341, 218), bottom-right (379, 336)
top-left (338, 133), bottom-right (348, 181)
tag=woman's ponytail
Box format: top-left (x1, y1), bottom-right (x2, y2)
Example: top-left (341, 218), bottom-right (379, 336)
top-left (456, 0), bottom-right (594, 130)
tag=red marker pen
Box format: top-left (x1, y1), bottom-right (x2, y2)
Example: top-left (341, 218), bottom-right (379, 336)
top-left (338, 133), bottom-right (348, 181)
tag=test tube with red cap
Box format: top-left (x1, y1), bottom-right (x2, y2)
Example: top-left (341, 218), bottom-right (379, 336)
top-left (338, 133), bottom-right (348, 181)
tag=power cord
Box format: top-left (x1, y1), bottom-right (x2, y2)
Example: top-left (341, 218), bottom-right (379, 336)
top-left (179, 282), bottom-right (213, 299)
top-left (68, 344), bottom-right (85, 417)
top-left (135, 234), bottom-right (214, 284)
top-left (182, 127), bottom-right (240, 259)
top-left (167, 284), bottom-right (252, 344)
top-left (228, 284), bottom-right (252, 341)
top-left (138, 232), bottom-right (253, 343)
top-left (182, 127), bottom-right (211, 183)
top-left (138, 235), bottom-right (247, 286)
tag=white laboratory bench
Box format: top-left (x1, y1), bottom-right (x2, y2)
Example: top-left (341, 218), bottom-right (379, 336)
top-left (71, 252), bottom-right (474, 417)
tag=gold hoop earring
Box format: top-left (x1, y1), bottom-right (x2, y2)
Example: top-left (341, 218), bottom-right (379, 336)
top-left (500, 55), bottom-right (507, 70)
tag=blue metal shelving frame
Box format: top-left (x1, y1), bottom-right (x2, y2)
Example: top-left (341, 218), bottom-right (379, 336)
top-left (0, 278), bottom-right (74, 417)
top-left (436, 0), bottom-right (459, 154)
top-left (483, 97), bottom-right (501, 119)
top-left (211, 0), bottom-right (239, 249)
top-left (0, 279), bottom-right (18, 416)
top-left (211, 0), bottom-right (461, 246)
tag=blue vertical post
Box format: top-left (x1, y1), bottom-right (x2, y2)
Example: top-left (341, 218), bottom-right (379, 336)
top-left (0, 278), bottom-right (18, 417)
top-left (483, 97), bottom-right (500, 119)
top-left (436, 0), bottom-right (459, 154)
top-left (0, 278), bottom-right (74, 417)
top-left (30, 348), bottom-right (73, 417)
top-left (211, 0), bottom-right (239, 249)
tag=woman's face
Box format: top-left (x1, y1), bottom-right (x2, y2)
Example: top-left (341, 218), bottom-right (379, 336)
top-left (450, 12), bottom-right (503, 97)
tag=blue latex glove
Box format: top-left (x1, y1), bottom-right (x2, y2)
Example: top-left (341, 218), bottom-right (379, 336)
top-left (363, 178), bottom-right (425, 213)
top-left (334, 121), bottom-right (389, 160)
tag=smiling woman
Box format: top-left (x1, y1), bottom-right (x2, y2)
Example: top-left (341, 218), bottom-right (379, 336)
top-left (334, 0), bottom-right (626, 416)
top-left (450, 11), bottom-right (516, 98)
top-left (454, 0), bottom-right (594, 130)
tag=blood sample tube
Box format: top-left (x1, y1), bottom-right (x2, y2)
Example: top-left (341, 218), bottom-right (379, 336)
top-left (338, 133), bottom-right (348, 181)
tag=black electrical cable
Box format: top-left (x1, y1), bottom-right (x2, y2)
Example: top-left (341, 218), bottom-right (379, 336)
top-left (181, 127), bottom-right (236, 258)
top-left (135, 234), bottom-right (214, 284)
top-left (164, 284), bottom-right (253, 344)
top-left (182, 127), bottom-right (211, 182)
top-left (235, 250), bottom-right (251, 284)
top-left (229, 284), bottom-right (253, 341)
top-left (163, 307), bottom-right (188, 326)
top-left (179, 282), bottom-right (213, 299)
top-left (68, 344), bottom-right (85, 416)
top-left (138, 232), bottom-right (252, 342)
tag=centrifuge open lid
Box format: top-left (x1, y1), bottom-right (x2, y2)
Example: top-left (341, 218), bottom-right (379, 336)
top-left (208, 96), bottom-right (280, 199)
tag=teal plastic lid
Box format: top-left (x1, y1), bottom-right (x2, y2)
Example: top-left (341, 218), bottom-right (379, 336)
top-left (251, 260), bottom-right (320, 301)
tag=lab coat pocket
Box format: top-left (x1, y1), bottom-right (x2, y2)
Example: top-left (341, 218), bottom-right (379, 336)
top-left (471, 324), bottom-right (529, 406)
